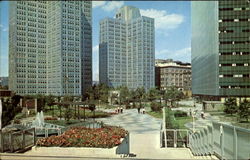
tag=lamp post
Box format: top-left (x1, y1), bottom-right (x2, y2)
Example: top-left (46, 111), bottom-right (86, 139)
top-left (98, 100), bottom-right (101, 110)
top-left (192, 110), bottom-right (197, 132)
top-left (0, 99), bottom-right (2, 130)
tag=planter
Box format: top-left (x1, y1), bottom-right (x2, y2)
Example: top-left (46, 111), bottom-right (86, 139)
top-left (26, 136), bottom-right (129, 158)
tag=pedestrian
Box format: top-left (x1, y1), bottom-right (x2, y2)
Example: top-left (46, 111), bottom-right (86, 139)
top-left (142, 107), bottom-right (145, 114)
top-left (201, 111), bottom-right (205, 119)
top-left (137, 107), bottom-right (140, 114)
top-left (118, 107), bottom-right (120, 113)
top-left (121, 107), bottom-right (123, 113)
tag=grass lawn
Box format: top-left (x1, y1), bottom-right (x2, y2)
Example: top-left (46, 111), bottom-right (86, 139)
top-left (206, 111), bottom-right (250, 129)
top-left (45, 119), bottom-right (81, 126)
top-left (147, 111), bottom-right (162, 119)
top-left (44, 105), bottom-right (111, 119)
top-left (219, 114), bottom-right (250, 129)
top-left (177, 104), bottom-right (193, 108)
top-left (147, 110), bottom-right (192, 129)
top-left (175, 116), bottom-right (193, 129)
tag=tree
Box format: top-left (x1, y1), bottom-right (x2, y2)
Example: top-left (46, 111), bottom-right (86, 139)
top-left (150, 102), bottom-right (161, 112)
top-left (2, 95), bottom-right (22, 127)
top-left (119, 85), bottom-right (130, 105)
top-left (135, 87), bottom-right (146, 108)
top-left (163, 86), bottom-right (184, 107)
top-left (147, 88), bottom-right (161, 101)
top-left (130, 90), bottom-right (137, 108)
top-left (224, 98), bottom-right (237, 115)
top-left (84, 84), bottom-right (110, 103)
top-left (62, 95), bottom-right (74, 123)
top-left (46, 95), bottom-right (55, 116)
top-left (238, 99), bottom-right (249, 122)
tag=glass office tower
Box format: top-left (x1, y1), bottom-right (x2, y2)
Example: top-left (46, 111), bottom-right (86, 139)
top-left (192, 0), bottom-right (250, 99)
top-left (47, 1), bottom-right (92, 96)
top-left (9, 1), bottom-right (47, 95)
top-left (9, 1), bottom-right (92, 96)
top-left (99, 6), bottom-right (155, 90)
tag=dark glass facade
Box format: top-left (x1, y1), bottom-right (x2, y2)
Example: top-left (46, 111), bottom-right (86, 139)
top-left (218, 0), bottom-right (250, 96)
top-left (192, 0), bottom-right (250, 98)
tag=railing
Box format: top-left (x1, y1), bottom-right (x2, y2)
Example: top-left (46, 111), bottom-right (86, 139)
top-left (189, 121), bottom-right (250, 160)
top-left (0, 128), bottom-right (36, 153)
top-left (160, 129), bottom-right (189, 148)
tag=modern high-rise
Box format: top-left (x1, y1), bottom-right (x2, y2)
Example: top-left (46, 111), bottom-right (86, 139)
top-left (47, 1), bottom-right (92, 96)
top-left (192, 1), bottom-right (250, 100)
top-left (9, 1), bottom-right (47, 95)
top-left (9, 1), bottom-right (92, 96)
top-left (99, 6), bottom-right (155, 90)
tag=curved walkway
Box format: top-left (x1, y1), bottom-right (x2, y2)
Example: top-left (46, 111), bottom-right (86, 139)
top-left (98, 109), bottom-right (162, 134)
top-left (98, 109), bottom-right (197, 159)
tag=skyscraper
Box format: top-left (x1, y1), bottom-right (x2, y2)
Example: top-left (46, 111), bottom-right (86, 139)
top-left (192, 1), bottom-right (250, 100)
top-left (9, 1), bottom-right (92, 96)
top-left (47, 1), bottom-right (92, 96)
top-left (99, 6), bottom-right (155, 90)
top-left (9, 1), bottom-right (47, 95)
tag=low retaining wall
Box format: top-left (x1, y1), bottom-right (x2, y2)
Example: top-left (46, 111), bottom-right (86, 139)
top-left (26, 146), bottom-right (119, 158)
top-left (26, 135), bottom-right (129, 158)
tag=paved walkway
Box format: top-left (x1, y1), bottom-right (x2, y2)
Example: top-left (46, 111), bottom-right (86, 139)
top-left (97, 109), bottom-right (201, 159)
top-left (98, 109), bottom-right (162, 134)
top-left (176, 100), bottom-right (221, 130)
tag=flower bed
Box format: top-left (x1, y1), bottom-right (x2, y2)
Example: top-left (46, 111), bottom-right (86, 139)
top-left (44, 117), bottom-right (58, 120)
top-left (36, 126), bottom-right (128, 148)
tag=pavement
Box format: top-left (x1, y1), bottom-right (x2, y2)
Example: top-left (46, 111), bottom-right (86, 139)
top-left (98, 109), bottom-right (215, 159)
top-left (176, 100), bottom-right (223, 130)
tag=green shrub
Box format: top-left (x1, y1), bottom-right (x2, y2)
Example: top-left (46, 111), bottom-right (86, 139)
top-left (150, 102), bottom-right (161, 112)
top-left (125, 104), bottom-right (131, 109)
top-left (165, 108), bottom-right (179, 129)
top-left (224, 98), bottom-right (237, 115)
top-left (174, 110), bottom-right (187, 117)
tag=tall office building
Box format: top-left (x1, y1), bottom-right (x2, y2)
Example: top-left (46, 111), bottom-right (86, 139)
top-left (47, 1), bottom-right (92, 96)
top-left (9, 1), bottom-right (92, 96)
top-left (99, 6), bottom-right (155, 90)
top-left (192, 1), bottom-right (250, 99)
top-left (9, 1), bottom-right (47, 95)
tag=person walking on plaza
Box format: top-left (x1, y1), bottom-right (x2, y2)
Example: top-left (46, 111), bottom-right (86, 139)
top-left (142, 107), bottom-right (145, 114)
top-left (137, 107), bottom-right (140, 114)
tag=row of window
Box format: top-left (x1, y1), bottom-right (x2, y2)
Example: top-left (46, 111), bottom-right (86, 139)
top-left (219, 18), bottom-right (250, 22)
top-left (220, 52), bottom-right (250, 55)
top-left (220, 86), bottom-right (250, 89)
top-left (220, 40), bottom-right (250, 44)
top-left (219, 63), bottom-right (249, 67)
top-left (219, 74), bottom-right (250, 78)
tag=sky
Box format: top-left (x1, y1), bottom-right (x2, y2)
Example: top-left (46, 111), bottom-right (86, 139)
top-left (0, 1), bottom-right (191, 81)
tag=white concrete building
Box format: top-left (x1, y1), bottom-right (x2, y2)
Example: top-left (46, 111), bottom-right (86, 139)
top-left (99, 6), bottom-right (155, 90)
top-left (9, 1), bottom-right (92, 96)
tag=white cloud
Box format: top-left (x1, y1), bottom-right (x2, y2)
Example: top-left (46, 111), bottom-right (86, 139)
top-left (2, 28), bottom-right (8, 32)
top-left (156, 47), bottom-right (191, 63)
top-left (140, 9), bottom-right (184, 30)
top-left (92, 1), bottom-right (106, 8)
top-left (102, 1), bottom-right (124, 12)
top-left (93, 45), bottom-right (99, 53)
top-left (0, 24), bottom-right (8, 32)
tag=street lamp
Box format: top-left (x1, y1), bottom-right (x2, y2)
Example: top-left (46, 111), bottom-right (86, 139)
top-left (98, 99), bottom-right (101, 110)
top-left (192, 110), bottom-right (197, 132)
